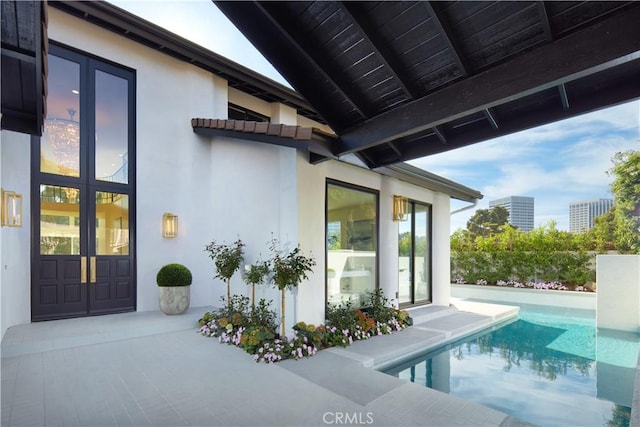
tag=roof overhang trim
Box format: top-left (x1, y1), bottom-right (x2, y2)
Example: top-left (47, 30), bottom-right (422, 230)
top-left (191, 118), bottom-right (337, 164)
top-left (375, 163), bottom-right (483, 203)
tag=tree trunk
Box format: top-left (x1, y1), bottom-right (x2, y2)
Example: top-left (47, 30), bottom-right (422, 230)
top-left (226, 279), bottom-right (231, 309)
top-left (252, 284), bottom-right (255, 308)
top-left (281, 288), bottom-right (286, 338)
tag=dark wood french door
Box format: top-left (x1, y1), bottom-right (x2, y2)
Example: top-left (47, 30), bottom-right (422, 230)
top-left (31, 44), bottom-right (136, 321)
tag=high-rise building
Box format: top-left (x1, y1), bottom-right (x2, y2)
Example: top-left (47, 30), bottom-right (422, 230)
top-left (569, 199), bottom-right (614, 232)
top-left (489, 196), bottom-right (534, 232)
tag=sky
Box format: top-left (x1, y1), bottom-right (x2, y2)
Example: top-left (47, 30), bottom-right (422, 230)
top-left (110, 0), bottom-right (640, 232)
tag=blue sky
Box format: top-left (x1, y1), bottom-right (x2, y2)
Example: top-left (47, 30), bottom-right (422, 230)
top-left (111, 0), bottom-right (640, 232)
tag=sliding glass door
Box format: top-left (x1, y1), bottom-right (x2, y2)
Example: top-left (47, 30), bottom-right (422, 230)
top-left (399, 201), bottom-right (432, 307)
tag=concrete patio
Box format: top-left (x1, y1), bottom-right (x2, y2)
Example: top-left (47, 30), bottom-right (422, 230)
top-left (1, 302), bottom-right (532, 427)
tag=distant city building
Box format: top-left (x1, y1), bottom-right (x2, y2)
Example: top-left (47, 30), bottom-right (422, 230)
top-left (489, 196), bottom-right (534, 232)
top-left (569, 199), bottom-right (614, 232)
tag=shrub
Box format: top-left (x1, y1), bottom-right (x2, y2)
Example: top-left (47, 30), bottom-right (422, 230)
top-left (365, 288), bottom-right (395, 324)
top-left (156, 263), bottom-right (192, 287)
top-left (249, 298), bottom-right (278, 331)
top-left (240, 325), bottom-right (276, 354)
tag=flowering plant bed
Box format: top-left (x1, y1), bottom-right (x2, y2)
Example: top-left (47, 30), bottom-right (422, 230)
top-left (452, 277), bottom-right (593, 292)
top-left (198, 289), bottom-right (411, 363)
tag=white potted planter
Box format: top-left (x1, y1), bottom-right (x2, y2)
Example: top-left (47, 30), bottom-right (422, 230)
top-left (156, 263), bottom-right (192, 315)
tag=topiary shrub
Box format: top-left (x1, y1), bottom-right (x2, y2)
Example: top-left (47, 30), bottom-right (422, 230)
top-left (156, 263), bottom-right (192, 287)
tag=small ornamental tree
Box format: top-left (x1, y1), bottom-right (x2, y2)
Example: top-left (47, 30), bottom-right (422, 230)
top-left (244, 261), bottom-right (269, 307)
top-left (267, 238), bottom-right (316, 337)
top-left (205, 239), bottom-right (245, 308)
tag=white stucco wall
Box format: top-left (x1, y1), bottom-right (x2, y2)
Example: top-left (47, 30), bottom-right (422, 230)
top-left (0, 130), bottom-right (32, 338)
top-left (49, 8), bottom-right (234, 314)
top-left (597, 255), bottom-right (640, 332)
top-left (0, 7), bottom-right (462, 339)
top-left (296, 156), bottom-right (453, 328)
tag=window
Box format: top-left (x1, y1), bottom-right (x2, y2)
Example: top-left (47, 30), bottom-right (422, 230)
top-left (326, 181), bottom-right (378, 309)
top-left (399, 201), bottom-right (432, 306)
top-left (228, 103), bottom-right (268, 122)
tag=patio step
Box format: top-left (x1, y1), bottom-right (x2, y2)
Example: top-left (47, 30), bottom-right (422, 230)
top-left (406, 304), bottom-right (457, 326)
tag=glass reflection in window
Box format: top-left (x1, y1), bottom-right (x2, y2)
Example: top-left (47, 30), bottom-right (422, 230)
top-left (326, 182), bottom-right (377, 309)
top-left (41, 55), bottom-right (81, 177)
top-left (40, 185), bottom-right (80, 255)
top-left (95, 70), bottom-right (128, 183)
top-left (95, 192), bottom-right (129, 255)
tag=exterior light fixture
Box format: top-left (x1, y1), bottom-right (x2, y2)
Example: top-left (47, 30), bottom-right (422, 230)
top-left (393, 195), bottom-right (409, 222)
top-left (162, 213), bottom-right (178, 238)
top-left (1, 189), bottom-right (23, 227)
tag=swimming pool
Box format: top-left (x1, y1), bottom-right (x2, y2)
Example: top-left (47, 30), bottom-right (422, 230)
top-left (384, 303), bottom-right (640, 427)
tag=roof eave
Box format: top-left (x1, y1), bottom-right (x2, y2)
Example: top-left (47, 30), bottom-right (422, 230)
top-left (375, 163), bottom-right (483, 202)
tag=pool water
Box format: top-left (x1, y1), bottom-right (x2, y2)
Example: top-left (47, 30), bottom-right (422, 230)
top-left (384, 304), bottom-right (640, 427)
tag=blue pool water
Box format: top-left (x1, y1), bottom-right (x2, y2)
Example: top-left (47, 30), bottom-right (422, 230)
top-left (384, 303), bottom-right (640, 427)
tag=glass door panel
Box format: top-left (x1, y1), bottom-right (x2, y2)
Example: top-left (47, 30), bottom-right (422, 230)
top-left (95, 192), bottom-right (129, 255)
top-left (39, 185), bottom-right (81, 255)
top-left (398, 202), bottom-right (432, 306)
top-left (326, 183), bottom-right (377, 309)
top-left (41, 55), bottom-right (81, 177)
top-left (414, 204), bottom-right (430, 303)
top-left (398, 216), bottom-right (412, 305)
top-left (95, 70), bottom-right (129, 183)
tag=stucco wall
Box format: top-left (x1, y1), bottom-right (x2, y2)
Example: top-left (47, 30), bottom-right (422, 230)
top-left (1, 7), bottom-right (457, 339)
top-left (597, 255), bottom-right (640, 332)
top-left (0, 130), bottom-right (32, 338)
top-left (47, 7), bottom-right (310, 317)
top-left (296, 156), bottom-right (451, 328)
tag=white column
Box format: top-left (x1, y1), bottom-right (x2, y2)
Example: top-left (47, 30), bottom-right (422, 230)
top-left (431, 193), bottom-right (451, 306)
top-left (596, 255), bottom-right (640, 332)
top-left (379, 177), bottom-right (399, 306)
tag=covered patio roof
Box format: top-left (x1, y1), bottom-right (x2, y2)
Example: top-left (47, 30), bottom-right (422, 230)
top-left (1, 0), bottom-right (47, 136)
top-left (215, 1), bottom-right (640, 168)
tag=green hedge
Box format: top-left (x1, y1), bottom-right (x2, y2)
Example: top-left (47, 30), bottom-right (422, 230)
top-left (451, 223), bottom-right (594, 285)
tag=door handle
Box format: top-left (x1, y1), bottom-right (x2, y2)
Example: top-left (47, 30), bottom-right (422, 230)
top-left (81, 257), bottom-right (87, 284)
top-left (90, 257), bottom-right (96, 283)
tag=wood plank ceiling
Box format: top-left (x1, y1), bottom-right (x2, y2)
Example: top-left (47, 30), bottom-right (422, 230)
top-left (1, 0), bottom-right (47, 136)
top-left (215, 1), bottom-right (640, 168)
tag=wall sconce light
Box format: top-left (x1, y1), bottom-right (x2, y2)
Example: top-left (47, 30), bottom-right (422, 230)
top-left (1, 189), bottom-right (23, 227)
top-left (162, 212), bottom-right (178, 238)
top-left (393, 195), bottom-right (409, 222)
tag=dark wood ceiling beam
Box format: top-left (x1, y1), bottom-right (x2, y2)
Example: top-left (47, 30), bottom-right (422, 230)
top-left (559, 83), bottom-right (570, 110)
top-left (340, 2), bottom-right (417, 99)
top-left (336, 7), bottom-right (640, 156)
top-left (433, 125), bottom-right (447, 144)
top-left (388, 142), bottom-right (402, 158)
top-left (423, 1), bottom-right (470, 76)
top-left (256, 3), bottom-right (372, 120)
top-left (484, 108), bottom-right (499, 130)
top-left (537, 1), bottom-right (553, 42)
top-left (368, 71), bottom-right (640, 166)
top-left (1, 48), bottom-right (36, 63)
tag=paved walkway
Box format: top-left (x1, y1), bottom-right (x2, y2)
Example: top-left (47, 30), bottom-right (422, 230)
top-left (1, 302), bottom-right (531, 427)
